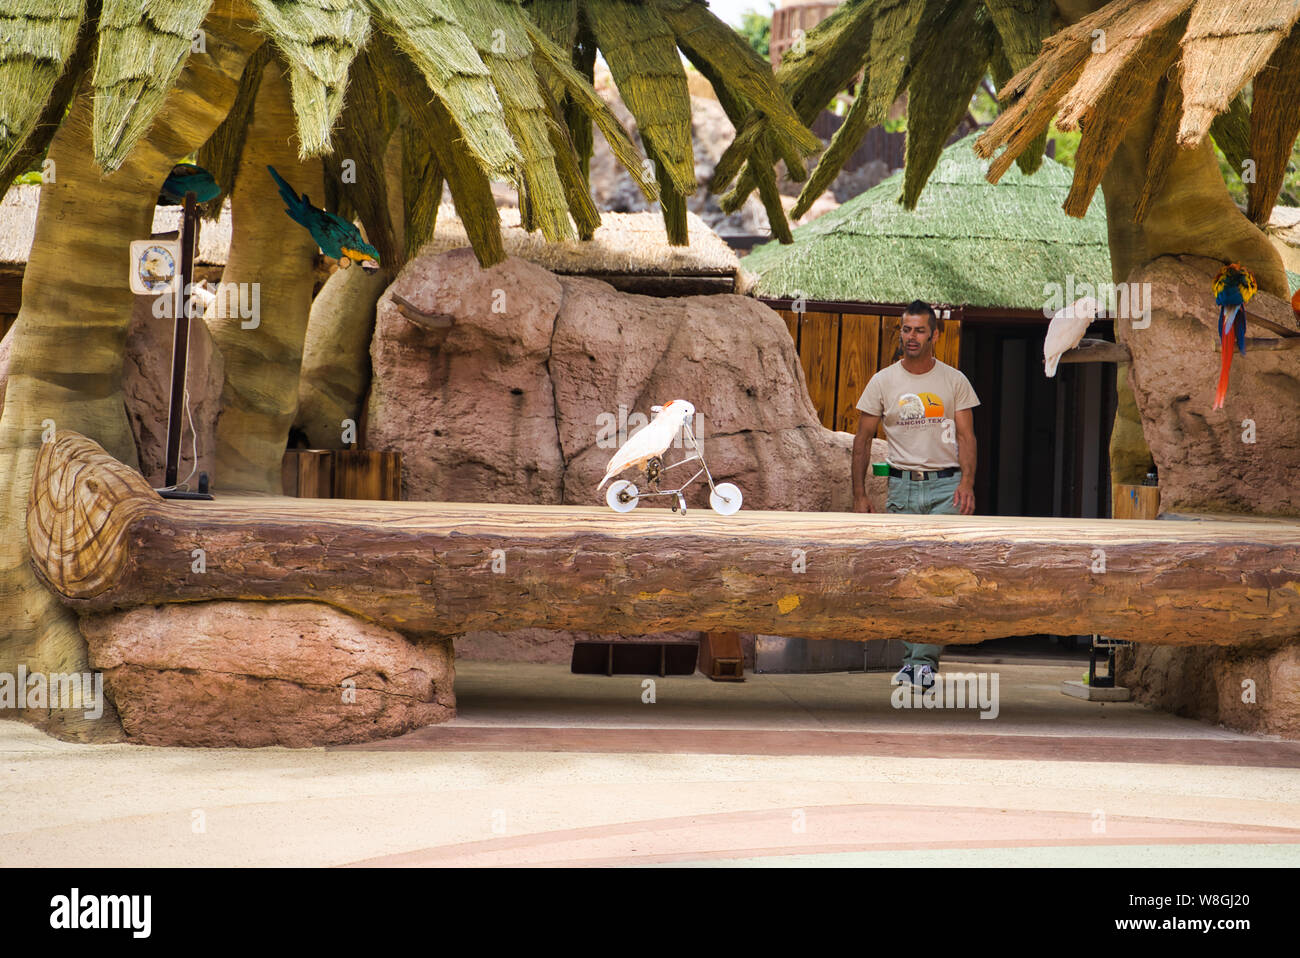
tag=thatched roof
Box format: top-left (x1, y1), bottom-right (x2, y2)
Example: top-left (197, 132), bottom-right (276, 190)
top-left (421, 207), bottom-right (739, 279)
top-left (0, 184), bottom-right (232, 265)
top-left (740, 132), bottom-right (1110, 310)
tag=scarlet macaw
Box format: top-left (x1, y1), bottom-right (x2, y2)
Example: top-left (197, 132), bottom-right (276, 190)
top-left (1212, 263), bottom-right (1256, 410)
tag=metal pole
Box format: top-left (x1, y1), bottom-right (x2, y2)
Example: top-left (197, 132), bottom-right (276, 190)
top-left (163, 190), bottom-right (196, 488)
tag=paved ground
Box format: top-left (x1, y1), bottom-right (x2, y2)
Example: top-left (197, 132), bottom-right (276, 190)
top-left (2, 661), bottom-right (1298, 867)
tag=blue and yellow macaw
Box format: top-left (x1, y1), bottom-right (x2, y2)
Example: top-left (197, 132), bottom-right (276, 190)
top-left (160, 162), bottom-right (220, 204)
top-left (267, 165), bottom-right (380, 272)
top-left (1212, 263), bottom-right (1256, 410)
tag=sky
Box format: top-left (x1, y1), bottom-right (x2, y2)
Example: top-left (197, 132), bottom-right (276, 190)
top-left (706, 0), bottom-right (776, 28)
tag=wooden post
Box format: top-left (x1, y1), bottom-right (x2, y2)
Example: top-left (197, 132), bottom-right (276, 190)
top-left (698, 631), bottom-right (745, 681)
top-left (163, 190), bottom-right (197, 489)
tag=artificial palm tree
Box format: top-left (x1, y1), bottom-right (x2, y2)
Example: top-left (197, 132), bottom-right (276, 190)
top-left (0, 0), bottom-right (817, 739)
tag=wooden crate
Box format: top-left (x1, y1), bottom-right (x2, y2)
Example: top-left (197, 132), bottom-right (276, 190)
top-left (282, 449), bottom-right (401, 500)
top-left (333, 450), bottom-right (401, 500)
top-left (1112, 483), bottom-right (1160, 520)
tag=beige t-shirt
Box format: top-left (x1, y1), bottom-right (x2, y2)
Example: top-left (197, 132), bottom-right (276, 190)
top-left (856, 360), bottom-right (980, 471)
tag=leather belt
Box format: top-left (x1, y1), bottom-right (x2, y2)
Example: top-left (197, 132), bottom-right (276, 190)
top-left (888, 467), bottom-right (959, 481)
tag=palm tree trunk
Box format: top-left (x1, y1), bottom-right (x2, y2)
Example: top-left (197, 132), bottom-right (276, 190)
top-left (0, 2), bottom-right (265, 740)
top-left (207, 59), bottom-right (323, 492)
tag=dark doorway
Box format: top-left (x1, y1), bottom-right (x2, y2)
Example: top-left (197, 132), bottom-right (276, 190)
top-left (960, 320), bottom-right (1117, 520)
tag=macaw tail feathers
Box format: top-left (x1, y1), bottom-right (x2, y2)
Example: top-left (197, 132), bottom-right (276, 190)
top-left (266, 165), bottom-right (308, 224)
top-left (1213, 321), bottom-right (1234, 410)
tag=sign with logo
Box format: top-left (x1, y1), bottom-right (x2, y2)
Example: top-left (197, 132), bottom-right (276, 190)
top-left (128, 240), bottom-right (180, 295)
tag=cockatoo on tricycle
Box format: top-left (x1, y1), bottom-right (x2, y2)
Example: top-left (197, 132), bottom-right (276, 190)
top-left (597, 400), bottom-right (742, 516)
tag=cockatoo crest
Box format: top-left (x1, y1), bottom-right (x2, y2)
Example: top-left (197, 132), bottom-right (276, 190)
top-left (596, 400), bottom-right (696, 490)
top-left (1043, 296), bottom-right (1099, 377)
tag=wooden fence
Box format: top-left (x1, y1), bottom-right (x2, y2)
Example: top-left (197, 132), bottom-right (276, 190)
top-left (772, 306), bottom-right (963, 435)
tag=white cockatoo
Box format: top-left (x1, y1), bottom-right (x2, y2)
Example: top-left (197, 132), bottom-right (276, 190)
top-left (1043, 296), bottom-right (1100, 377)
top-left (597, 400), bottom-right (696, 490)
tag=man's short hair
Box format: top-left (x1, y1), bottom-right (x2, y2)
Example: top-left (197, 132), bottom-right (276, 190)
top-left (902, 300), bottom-right (942, 335)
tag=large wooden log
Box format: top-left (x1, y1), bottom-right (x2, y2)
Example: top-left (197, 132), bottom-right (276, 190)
top-left (27, 432), bottom-right (1300, 646)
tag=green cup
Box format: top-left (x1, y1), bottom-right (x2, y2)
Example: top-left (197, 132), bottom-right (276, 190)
top-left (871, 462), bottom-right (890, 477)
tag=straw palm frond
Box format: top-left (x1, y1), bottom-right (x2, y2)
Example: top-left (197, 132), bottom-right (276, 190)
top-left (365, 0), bottom-right (521, 181)
top-left (0, 5), bottom-right (93, 189)
top-left (446, 0), bottom-right (573, 242)
top-left (582, 0), bottom-right (694, 197)
top-left (723, 0), bottom-right (1300, 245)
top-left (1246, 24), bottom-right (1300, 224)
top-left (0, 0), bottom-right (85, 172)
top-left (1177, 0), bottom-right (1300, 146)
top-left (901, 0), bottom-right (998, 210)
top-left (93, 0), bottom-right (215, 171)
top-left (249, 0), bottom-right (371, 159)
top-left (982, 0), bottom-right (1053, 173)
top-left (788, 0), bottom-right (933, 220)
top-left (977, 0), bottom-right (1300, 224)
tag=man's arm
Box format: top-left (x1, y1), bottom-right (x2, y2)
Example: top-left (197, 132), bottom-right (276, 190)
top-left (954, 407), bottom-right (976, 515)
top-left (853, 412), bottom-right (881, 513)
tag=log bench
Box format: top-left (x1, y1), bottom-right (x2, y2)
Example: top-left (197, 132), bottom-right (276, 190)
top-left (27, 432), bottom-right (1300, 647)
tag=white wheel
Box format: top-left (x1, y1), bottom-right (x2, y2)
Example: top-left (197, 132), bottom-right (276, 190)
top-left (606, 479), bottom-right (639, 512)
top-left (709, 482), bottom-right (742, 515)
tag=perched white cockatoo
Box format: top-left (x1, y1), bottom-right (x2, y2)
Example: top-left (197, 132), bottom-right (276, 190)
top-left (1043, 296), bottom-right (1099, 377)
top-left (597, 400), bottom-right (696, 490)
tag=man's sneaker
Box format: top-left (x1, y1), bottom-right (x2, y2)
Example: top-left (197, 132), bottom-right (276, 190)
top-left (915, 664), bottom-right (937, 690)
top-left (891, 664), bottom-right (914, 686)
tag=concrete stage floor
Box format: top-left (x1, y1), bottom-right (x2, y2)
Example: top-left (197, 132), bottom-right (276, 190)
top-left (2, 660), bottom-right (1298, 867)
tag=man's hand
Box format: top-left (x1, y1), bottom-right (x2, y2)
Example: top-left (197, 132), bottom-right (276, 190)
top-left (854, 494), bottom-right (874, 513)
top-left (953, 481), bottom-right (975, 515)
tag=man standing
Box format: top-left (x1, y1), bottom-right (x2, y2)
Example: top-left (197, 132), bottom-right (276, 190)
top-left (852, 301), bottom-right (979, 689)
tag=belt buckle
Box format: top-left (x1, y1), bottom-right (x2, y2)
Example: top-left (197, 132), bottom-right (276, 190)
top-left (911, 470), bottom-right (926, 481)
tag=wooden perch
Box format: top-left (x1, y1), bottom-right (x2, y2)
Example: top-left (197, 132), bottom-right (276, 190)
top-left (1244, 311), bottom-right (1300, 338)
top-left (27, 432), bottom-right (1300, 646)
top-left (391, 292), bottom-right (453, 329)
top-left (1059, 338), bottom-right (1132, 364)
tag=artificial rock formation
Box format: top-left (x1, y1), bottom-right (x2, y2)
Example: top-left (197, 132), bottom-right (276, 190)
top-left (1120, 255), bottom-right (1300, 516)
top-left (80, 601), bottom-right (454, 748)
top-left (1119, 644), bottom-right (1300, 739)
top-left (366, 248), bottom-right (856, 511)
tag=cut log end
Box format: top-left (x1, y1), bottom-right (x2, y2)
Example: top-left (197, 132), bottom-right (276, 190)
top-left (27, 432), bottom-right (161, 597)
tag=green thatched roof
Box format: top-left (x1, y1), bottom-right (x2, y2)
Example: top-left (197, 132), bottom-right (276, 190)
top-left (742, 132), bottom-right (1112, 310)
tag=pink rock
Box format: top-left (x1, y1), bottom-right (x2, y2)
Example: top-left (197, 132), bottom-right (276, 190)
top-left (1122, 255), bottom-right (1300, 516)
top-left (550, 275), bottom-right (856, 511)
top-left (366, 248), bottom-right (566, 503)
top-left (1120, 642), bottom-right (1300, 739)
top-left (80, 601), bottom-right (454, 747)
